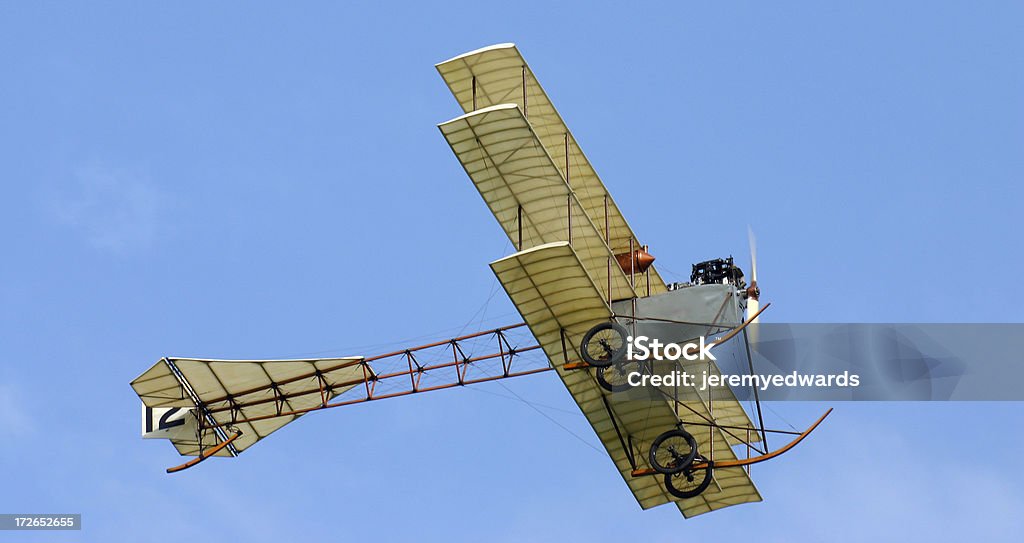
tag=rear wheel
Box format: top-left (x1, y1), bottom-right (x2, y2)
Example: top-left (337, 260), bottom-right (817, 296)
top-left (648, 429), bottom-right (698, 475)
top-left (596, 361), bottom-right (636, 392)
top-left (664, 460), bottom-right (713, 499)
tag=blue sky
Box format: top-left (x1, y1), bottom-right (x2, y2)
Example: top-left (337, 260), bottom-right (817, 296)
top-left (1, 1), bottom-right (1022, 541)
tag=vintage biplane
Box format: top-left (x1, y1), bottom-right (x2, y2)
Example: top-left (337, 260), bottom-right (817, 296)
top-left (131, 43), bottom-right (831, 518)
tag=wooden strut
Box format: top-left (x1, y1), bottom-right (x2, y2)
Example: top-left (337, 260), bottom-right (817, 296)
top-left (197, 323), bottom-right (532, 410)
top-left (630, 408), bottom-right (833, 477)
top-left (707, 302), bottom-right (770, 349)
top-left (166, 431), bottom-right (243, 474)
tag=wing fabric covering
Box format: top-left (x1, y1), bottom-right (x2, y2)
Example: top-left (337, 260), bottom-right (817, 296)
top-left (131, 357), bottom-right (365, 457)
top-left (437, 43), bottom-right (666, 297)
top-left (439, 104), bottom-right (636, 303)
top-left (490, 242), bottom-right (761, 516)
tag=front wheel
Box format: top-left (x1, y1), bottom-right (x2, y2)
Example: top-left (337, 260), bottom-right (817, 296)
top-left (580, 322), bottom-right (628, 368)
top-left (664, 460), bottom-right (713, 499)
top-left (648, 429), bottom-right (698, 475)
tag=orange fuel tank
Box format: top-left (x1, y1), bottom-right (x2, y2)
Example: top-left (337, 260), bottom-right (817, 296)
top-left (614, 246), bottom-right (655, 275)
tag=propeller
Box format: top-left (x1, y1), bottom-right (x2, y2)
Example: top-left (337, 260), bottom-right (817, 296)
top-left (746, 226), bottom-right (761, 324)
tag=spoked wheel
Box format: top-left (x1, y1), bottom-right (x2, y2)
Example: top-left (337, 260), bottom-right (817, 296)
top-left (596, 361), bottom-right (636, 393)
top-left (664, 457), bottom-right (714, 499)
top-left (648, 429), bottom-right (698, 475)
top-left (580, 322), bottom-right (628, 368)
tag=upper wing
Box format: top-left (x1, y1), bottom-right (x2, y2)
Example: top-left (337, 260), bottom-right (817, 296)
top-left (491, 242), bottom-right (760, 516)
top-left (439, 104), bottom-right (636, 303)
top-left (131, 356), bottom-right (365, 456)
top-left (438, 43), bottom-right (666, 297)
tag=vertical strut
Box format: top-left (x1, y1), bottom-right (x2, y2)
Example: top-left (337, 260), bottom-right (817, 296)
top-left (605, 195), bottom-right (611, 304)
top-left (361, 361), bottom-right (373, 399)
top-left (567, 195), bottom-right (572, 245)
top-left (629, 238), bottom-right (635, 289)
top-left (522, 66), bottom-right (527, 118)
top-left (564, 133), bottom-right (570, 184)
top-left (628, 239), bottom-right (637, 334)
top-left (517, 205), bottom-right (523, 250)
top-left (644, 246), bottom-right (651, 297)
top-left (497, 331), bottom-right (510, 376)
top-left (406, 351), bottom-right (417, 392)
top-left (316, 371), bottom-right (327, 407)
top-left (560, 328), bottom-right (569, 366)
top-left (452, 341), bottom-right (463, 385)
top-left (746, 427), bottom-right (751, 475)
top-left (565, 133), bottom-right (572, 245)
top-left (707, 348), bottom-right (714, 464)
top-left (743, 327), bottom-right (769, 451)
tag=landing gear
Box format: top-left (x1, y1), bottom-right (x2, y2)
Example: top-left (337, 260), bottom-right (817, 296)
top-left (664, 456), bottom-right (714, 499)
top-left (580, 322), bottom-right (627, 368)
top-left (648, 428), bottom-right (698, 475)
top-left (650, 428), bottom-right (714, 498)
top-left (596, 359), bottom-right (643, 392)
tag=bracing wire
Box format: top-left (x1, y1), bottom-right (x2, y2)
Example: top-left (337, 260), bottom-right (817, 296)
top-left (491, 379), bottom-right (604, 455)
